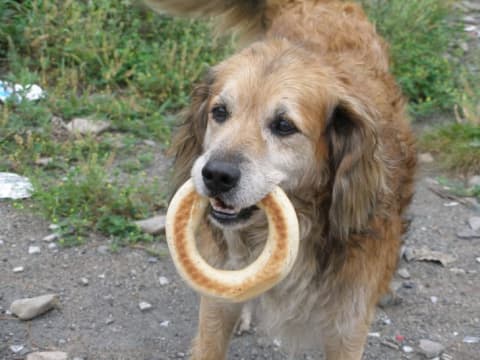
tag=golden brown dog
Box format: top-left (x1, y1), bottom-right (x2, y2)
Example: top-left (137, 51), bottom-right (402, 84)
top-left (148, 1), bottom-right (416, 359)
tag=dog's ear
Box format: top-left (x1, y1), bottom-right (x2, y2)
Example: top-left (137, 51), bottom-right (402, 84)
top-left (168, 70), bottom-right (214, 190)
top-left (326, 97), bottom-right (388, 243)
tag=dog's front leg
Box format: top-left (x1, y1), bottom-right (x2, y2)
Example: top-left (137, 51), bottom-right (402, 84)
top-left (191, 296), bottom-right (242, 360)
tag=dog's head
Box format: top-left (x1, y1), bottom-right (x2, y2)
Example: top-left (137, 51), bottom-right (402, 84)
top-left (171, 40), bottom-right (387, 240)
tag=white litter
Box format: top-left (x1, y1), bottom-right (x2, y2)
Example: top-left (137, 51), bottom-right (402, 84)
top-left (0, 80), bottom-right (45, 102)
top-left (0, 173), bottom-right (33, 199)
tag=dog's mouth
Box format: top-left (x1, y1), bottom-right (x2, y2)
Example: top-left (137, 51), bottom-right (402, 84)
top-left (208, 197), bottom-right (258, 225)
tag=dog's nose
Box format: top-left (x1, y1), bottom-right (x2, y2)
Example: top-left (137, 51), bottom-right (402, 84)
top-left (202, 160), bottom-right (241, 195)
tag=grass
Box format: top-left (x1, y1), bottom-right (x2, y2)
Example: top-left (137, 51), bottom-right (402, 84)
top-left (0, 0), bottom-right (232, 245)
top-left (360, 0), bottom-right (464, 116)
top-left (0, 0), bottom-right (477, 244)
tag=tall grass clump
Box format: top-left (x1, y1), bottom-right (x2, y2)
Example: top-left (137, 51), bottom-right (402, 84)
top-left (361, 0), bottom-right (463, 116)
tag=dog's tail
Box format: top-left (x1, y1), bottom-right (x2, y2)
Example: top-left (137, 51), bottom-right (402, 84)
top-left (145, 0), bottom-right (297, 40)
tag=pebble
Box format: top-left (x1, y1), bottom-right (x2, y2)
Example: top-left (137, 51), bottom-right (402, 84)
top-left (139, 301), bottom-right (152, 311)
top-left (10, 345), bottom-right (25, 353)
top-left (463, 336), bottom-right (480, 344)
top-left (159, 276), bottom-right (170, 286)
top-left (456, 229), bottom-right (480, 239)
top-left (42, 233), bottom-right (59, 242)
top-left (10, 294), bottom-right (58, 320)
top-left (147, 257), bottom-right (158, 263)
top-left (160, 320), bottom-right (170, 327)
top-left (468, 216), bottom-right (480, 231)
top-left (48, 224), bottom-right (60, 231)
top-left (105, 315), bottom-right (115, 325)
top-left (28, 245), bottom-right (41, 254)
top-left (449, 267), bottom-right (466, 275)
top-left (397, 268), bottom-right (411, 279)
top-left (0, 239), bottom-right (4, 245)
top-left (419, 339), bottom-right (445, 358)
top-left (419, 153), bottom-right (434, 163)
top-left (402, 345), bottom-right (414, 353)
top-left (468, 175), bottom-right (480, 187)
top-left (26, 351), bottom-right (68, 360)
top-left (13, 266), bottom-right (25, 273)
top-left (97, 245), bottom-right (109, 254)
top-left (430, 296), bottom-right (438, 304)
top-left (48, 243), bottom-right (57, 250)
top-left (476, 257), bottom-right (480, 264)
top-left (66, 117), bottom-right (111, 135)
top-left (79, 277), bottom-right (89, 286)
top-left (134, 215), bottom-right (166, 235)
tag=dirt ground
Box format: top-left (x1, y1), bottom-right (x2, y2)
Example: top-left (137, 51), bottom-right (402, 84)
top-left (1, 164), bottom-right (480, 360)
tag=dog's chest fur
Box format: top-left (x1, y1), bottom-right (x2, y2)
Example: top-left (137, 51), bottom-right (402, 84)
top-left (221, 210), bottom-right (367, 352)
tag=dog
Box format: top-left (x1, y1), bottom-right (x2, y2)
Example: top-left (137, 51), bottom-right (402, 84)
top-left (148, 1), bottom-right (416, 359)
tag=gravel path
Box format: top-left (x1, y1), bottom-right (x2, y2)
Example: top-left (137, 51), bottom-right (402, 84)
top-left (1, 168), bottom-right (480, 360)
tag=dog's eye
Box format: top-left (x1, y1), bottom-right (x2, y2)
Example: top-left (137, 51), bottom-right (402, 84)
top-left (211, 105), bottom-right (229, 123)
top-left (270, 116), bottom-right (298, 136)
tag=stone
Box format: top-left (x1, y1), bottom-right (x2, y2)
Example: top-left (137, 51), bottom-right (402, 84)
top-left (476, 257), bottom-right (480, 264)
top-left (159, 276), bottom-right (170, 286)
top-left (397, 268), bottom-right (411, 279)
top-left (457, 229), bottom-right (480, 239)
top-left (468, 175), bottom-right (480, 188)
top-left (26, 351), bottom-right (68, 360)
top-left (48, 243), bottom-right (58, 250)
top-left (10, 345), bottom-right (24, 353)
top-left (35, 157), bottom-right (53, 166)
top-left (65, 117), bottom-right (111, 135)
top-left (97, 245), bottom-right (109, 254)
top-left (468, 216), bottom-right (480, 231)
top-left (28, 245), bottom-right (41, 254)
top-left (419, 339), bottom-right (445, 358)
top-left (160, 320), bottom-right (170, 327)
top-left (13, 266), bottom-right (24, 273)
top-left (418, 153), bottom-right (434, 163)
top-left (43, 233), bottom-right (59, 242)
top-left (10, 294), bottom-right (58, 320)
top-left (402, 345), bottom-right (414, 353)
top-left (135, 215), bottom-right (166, 235)
top-left (139, 301), bottom-right (152, 311)
top-left (79, 277), bottom-right (89, 286)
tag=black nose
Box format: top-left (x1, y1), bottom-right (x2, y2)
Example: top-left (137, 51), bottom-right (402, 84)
top-left (202, 160), bottom-right (241, 195)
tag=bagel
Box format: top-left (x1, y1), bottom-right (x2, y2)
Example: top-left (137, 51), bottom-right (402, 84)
top-left (165, 179), bottom-right (300, 302)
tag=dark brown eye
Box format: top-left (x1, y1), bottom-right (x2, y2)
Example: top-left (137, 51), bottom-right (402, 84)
top-left (211, 105), bottom-right (228, 123)
top-left (270, 116), bottom-right (298, 136)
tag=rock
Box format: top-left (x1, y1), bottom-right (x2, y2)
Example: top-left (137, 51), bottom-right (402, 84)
top-left (28, 245), bottom-right (41, 254)
top-left (48, 243), bottom-right (57, 250)
top-left (397, 268), bottom-right (411, 279)
top-left (430, 296), bottom-right (438, 304)
top-left (10, 345), bottom-right (24, 353)
top-left (65, 117), bottom-right (111, 135)
top-left (35, 157), bottom-right (53, 166)
top-left (468, 216), bottom-right (480, 231)
top-left (97, 245), bottom-right (109, 254)
top-left (105, 315), bottom-right (115, 325)
top-left (402, 345), bottom-right (414, 353)
top-left (456, 229), bottom-right (480, 239)
top-left (159, 276), bottom-right (170, 286)
top-left (26, 351), bottom-right (68, 360)
top-left (449, 267), bottom-right (466, 275)
top-left (48, 223), bottom-right (60, 231)
top-left (468, 175), bottom-right (480, 187)
top-left (403, 246), bottom-right (456, 266)
top-left (160, 320), bottom-right (170, 327)
top-left (10, 294), bottom-right (58, 320)
top-left (0, 172), bottom-right (33, 199)
top-left (139, 301), bottom-right (152, 311)
top-left (419, 153), bottom-right (434, 163)
top-left (463, 336), bottom-right (479, 344)
top-left (79, 277), bottom-right (89, 286)
top-left (13, 266), bottom-right (24, 273)
top-left (43, 233), bottom-right (59, 242)
top-left (419, 339), bottom-right (445, 358)
top-left (134, 215), bottom-right (166, 235)
top-left (476, 257), bottom-right (480, 264)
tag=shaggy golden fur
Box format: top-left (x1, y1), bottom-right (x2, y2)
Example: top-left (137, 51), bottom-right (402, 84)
top-left (149, 0), bottom-right (416, 359)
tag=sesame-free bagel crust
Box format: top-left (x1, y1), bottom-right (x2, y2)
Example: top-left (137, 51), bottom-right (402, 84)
top-left (166, 179), bottom-right (299, 302)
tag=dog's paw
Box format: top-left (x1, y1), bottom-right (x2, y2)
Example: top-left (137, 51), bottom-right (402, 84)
top-left (235, 304), bottom-right (253, 336)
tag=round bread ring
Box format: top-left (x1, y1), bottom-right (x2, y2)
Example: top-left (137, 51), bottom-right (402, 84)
top-left (165, 179), bottom-right (300, 302)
